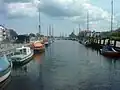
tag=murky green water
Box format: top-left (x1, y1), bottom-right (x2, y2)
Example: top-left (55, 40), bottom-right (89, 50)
top-left (2, 40), bottom-right (120, 90)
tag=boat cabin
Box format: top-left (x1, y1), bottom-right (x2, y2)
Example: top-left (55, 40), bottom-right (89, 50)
top-left (14, 46), bottom-right (31, 55)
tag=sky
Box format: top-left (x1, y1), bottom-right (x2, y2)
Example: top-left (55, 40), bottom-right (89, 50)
top-left (0, 0), bottom-right (120, 36)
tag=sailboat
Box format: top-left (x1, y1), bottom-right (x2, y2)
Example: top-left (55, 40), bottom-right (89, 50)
top-left (43, 26), bottom-right (49, 46)
top-left (100, 0), bottom-right (120, 57)
top-left (48, 25), bottom-right (53, 44)
top-left (52, 25), bottom-right (55, 42)
top-left (84, 11), bottom-right (91, 46)
top-left (32, 1), bottom-right (45, 53)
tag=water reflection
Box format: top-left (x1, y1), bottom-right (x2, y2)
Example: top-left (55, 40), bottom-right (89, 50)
top-left (0, 76), bottom-right (11, 89)
top-left (33, 53), bottom-right (44, 90)
top-left (33, 54), bottom-right (43, 64)
top-left (4, 53), bottom-right (45, 90)
top-left (12, 66), bottom-right (28, 76)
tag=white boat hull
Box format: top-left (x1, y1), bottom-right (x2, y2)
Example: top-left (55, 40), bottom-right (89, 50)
top-left (44, 42), bottom-right (49, 45)
top-left (0, 70), bottom-right (11, 83)
top-left (12, 51), bottom-right (33, 64)
top-left (20, 52), bottom-right (33, 62)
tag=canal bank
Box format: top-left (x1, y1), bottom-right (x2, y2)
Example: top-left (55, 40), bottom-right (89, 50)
top-left (3, 40), bottom-right (120, 90)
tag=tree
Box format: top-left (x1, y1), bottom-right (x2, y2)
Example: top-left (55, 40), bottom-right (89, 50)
top-left (9, 29), bottom-right (18, 37)
top-left (29, 33), bottom-right (36, 37)
top-left (69, 32), bottom-right (76, 38)
top-left (36, 33), bottom-right (44, 38)
top-left (111, 32), bottom-right (120, 37)
top-left (36, 33), bottom-right (40, 37)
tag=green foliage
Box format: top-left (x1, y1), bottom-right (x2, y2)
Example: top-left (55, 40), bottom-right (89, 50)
top-left (111, 32), bottom-right (120, 37)
top-left (69, 32), bottom-right (76, 38)
top-left (9, 29), bottom-right (18, 37)
top-left (29, 33), bottom-right (36, 37)
top-left (36, 33), bottom-right (44, 38)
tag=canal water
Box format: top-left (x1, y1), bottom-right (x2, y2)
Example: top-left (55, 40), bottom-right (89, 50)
top-left (2, 40), bottom-right (120, 90)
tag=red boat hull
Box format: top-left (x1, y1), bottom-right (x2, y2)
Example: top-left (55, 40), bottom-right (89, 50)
top-left (102, 52), bottom-right (120, 57)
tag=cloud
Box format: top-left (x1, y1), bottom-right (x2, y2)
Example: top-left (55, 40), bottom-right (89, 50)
top-left (0, 0), bottom-right (7, 14)
top-left (1, 0), bottom-right (116, 31)
top-left (4, 0), bottom-right (30, 3)
top-left (7, 2), bottom-right (37, 18)
top-left (5, 0), bottom-right (111, 21)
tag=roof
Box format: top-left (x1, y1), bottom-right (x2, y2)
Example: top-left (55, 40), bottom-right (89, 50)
top-left (34, 42), bottom-right (43, 47)
top-left (16, 46), bottom-right (30, 50)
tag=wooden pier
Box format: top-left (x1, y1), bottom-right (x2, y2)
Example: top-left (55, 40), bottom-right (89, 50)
top-left (80, 37), bottom-right (120, 50)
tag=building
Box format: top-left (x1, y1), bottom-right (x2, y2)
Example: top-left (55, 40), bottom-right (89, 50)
top-left (0, 25), bottom-right (16, 43)
top-left (0, 25), bottom-right (7, 42)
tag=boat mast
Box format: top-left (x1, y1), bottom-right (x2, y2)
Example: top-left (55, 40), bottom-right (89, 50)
top-left (49, 25), bottom-right (51, 37)
top-left (87, 11), bottom-right (89, 31)
top-left (111, 0), bottom-right (113, 32)
top-left (38, 0), bottom-right (41, 35)
top-left (52, 25), bottom-right (54, 38)
top-left (79, 24), bottom-right (81, 33)
top-left (60, 32), bottom-right (61, 38)
top-left (47, 26), bottom-right (48, 37)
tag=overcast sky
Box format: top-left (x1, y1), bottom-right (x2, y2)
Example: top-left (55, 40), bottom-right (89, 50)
top-left (0, 0), bottom-right (120, 36)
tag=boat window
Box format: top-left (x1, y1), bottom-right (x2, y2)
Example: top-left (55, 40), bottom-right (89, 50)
top-left (12, 57), bottom-right (21, 61)
top-left (23, 49), bottom-right (27, 54)
top-left (14, 52), bottom-right (21, 55)
top-left (20, 50), bottom-right (22, 54)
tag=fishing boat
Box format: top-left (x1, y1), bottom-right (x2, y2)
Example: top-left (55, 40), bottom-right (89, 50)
top-left (33, 41), bottom-right (45, 53)
top-left (10, 46), bottom-right (33, 65)
top-left (0, 55), bottom-right (12, 83)
top-left (100, 45), bottom-right (120, 57)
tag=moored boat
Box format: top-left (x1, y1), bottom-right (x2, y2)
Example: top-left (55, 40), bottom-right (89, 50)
top-left (44, 41), bottom-right (49, 46)
top-left (100, 45), bottom-right (120, 57)
top-left (0, 55), bottom-right (12, 83)
top-left (43, 38), bottom-right (49, 46)
top-left (33, 41), bottom-right (45, 53)
top-left (10, 46), bottom-right (33, 65)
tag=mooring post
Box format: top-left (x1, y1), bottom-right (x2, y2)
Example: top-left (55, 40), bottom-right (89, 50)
top-left (97, 38), bottom-right (98, 44)
top-left (108, 39), bottom-right (110, 45)
top-left (114, 40), bottom-right (116, 48)
top-left (99, 39), bottom-right (101, 45)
